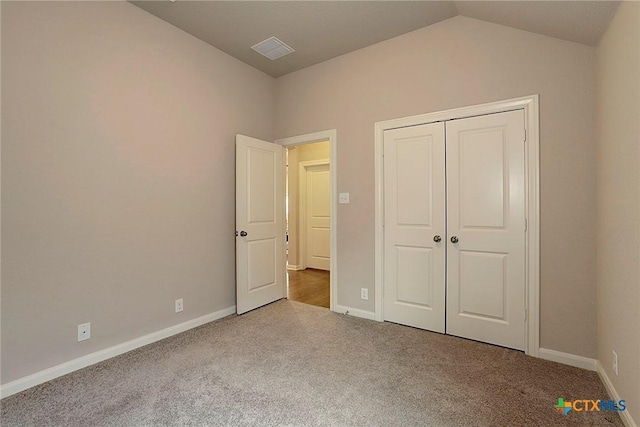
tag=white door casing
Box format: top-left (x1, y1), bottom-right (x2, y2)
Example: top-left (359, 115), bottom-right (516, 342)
top-left (301, 162), bottom-right (331, 270)
top-left (383, 123), bottom-right (446, 332)
top-left (445, 111), bottom-right (526, 350)
top-left (236, 135), bottom-right (285, 315)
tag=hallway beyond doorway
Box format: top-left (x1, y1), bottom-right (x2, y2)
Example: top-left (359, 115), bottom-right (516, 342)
top-left (287, 269), bottom-right (330, 308)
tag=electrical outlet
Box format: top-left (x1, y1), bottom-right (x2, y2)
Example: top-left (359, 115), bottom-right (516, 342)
top-left (612, 350), bottom-right (618, 376)
top-left (175, 298), bottom-right (184, 313)
top-left (78, 323), bottom-right (91, 342)
top-left (360, 288), bottom-right (368, 300)
top-left (339, 193), bottom-right (350, 204)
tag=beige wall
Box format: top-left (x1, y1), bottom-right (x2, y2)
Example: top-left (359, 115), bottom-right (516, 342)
top-left (276, 16), bottom-right (598, 358)
top-left (596, 1), bottom-right (640, 422)
top-left (1, 1), bottom-right (275, 383)
top-left (286, 142), bottom-right (330, 268)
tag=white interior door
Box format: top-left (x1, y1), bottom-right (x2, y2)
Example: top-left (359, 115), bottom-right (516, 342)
top-left (383, 123), bottom-right (446, 332)
top-left (236, 135), bottom-right (285, 315)
top-left (304, 163), bottom-right (330, 270)
top-left (446, 110), bottom-right (526, 350)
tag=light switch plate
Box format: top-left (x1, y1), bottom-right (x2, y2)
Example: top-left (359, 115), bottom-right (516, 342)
top-left (339, 193), bottom-right (350, 204)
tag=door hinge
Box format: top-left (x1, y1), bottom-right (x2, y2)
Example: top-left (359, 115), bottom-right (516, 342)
top-left (524, 129), bottom-right (527, 142)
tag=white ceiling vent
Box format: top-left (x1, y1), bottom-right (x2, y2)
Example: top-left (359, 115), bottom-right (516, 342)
top-left (251, 36), bottom-right (294, 61)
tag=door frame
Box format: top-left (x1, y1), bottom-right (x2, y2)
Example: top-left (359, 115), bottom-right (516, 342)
top-left (373, 95), bottom-right (540, 357)
top-left (276, 130), bottom-right (337, 312)
top-left (299, 159), bottom-right (331, 270)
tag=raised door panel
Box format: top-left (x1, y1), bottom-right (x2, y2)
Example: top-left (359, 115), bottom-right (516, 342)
top-left (247, 149), bottom-right (276, 224)
top-left (459, 131), bottom-right (506, 229)
top-left (395, 246), bottom-right (433, 308)
top-left (247, 238), bottom-right (277, 292)
top-left (458, 251), bottom-right (507, 321)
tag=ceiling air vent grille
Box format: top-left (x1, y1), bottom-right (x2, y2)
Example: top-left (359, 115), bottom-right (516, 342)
top-left (251, 36), bottom-right (294, 61)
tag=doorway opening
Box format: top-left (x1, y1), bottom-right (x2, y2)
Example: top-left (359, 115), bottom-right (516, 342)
top-left (277, 130), bottom-right (337, 311)
top-left (285, 141), bottom-right (331, 308)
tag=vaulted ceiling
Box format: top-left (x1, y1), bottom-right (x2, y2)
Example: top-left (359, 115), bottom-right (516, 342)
top-left (132, 1), bottom-right (620, 77)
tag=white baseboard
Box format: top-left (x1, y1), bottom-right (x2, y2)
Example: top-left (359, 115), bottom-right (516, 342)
top-left (597, 361), bottom-right (637, 427)
top-left (286, 264), bottom-right (303, 271)
top-left (538, 348), bottom-right (597, 371)
top-left (0, 306), bottom-right (236, 399)
top-left (333, 304), bottom-right (376, 321)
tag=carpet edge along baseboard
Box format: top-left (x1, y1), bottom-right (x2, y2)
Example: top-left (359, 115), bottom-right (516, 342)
top-left (0, 306), bottom-right (237, 399)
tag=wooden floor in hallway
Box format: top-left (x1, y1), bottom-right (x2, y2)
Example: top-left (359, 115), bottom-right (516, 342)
top-left (287, 268), bottom-right (330, 308)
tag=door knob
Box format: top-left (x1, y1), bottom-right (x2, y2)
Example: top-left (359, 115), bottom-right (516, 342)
top-left (433, 235), bottom-right (442, 243)
top-left (450, 236), bottom-right (459, 244)
top-left (240, 231), bottom-right (248, 237)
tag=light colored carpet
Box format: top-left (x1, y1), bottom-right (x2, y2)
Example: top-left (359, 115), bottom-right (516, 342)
top-left (1, 300), bottom-right (622, 426)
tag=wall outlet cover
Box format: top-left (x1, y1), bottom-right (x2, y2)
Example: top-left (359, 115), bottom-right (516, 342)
top-left (78, 323), bottom-right (91, 342)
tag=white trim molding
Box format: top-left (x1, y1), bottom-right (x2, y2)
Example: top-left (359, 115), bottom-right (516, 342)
top-left (0, 306), bottom-right (236, 399)
top-left (597, 361), bottom-right (637, 427)
top-left (334, 304), bottom-right (376, 321)
top-left (276, 129), bottom-right (337, 312)
top-left (538, 348), bottom-right (597, 371)
top-left (374, 95), bottom-right (540, 356)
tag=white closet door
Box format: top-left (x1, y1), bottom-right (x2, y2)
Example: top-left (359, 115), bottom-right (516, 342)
top-left (445, 111), bottom-right (526, 350)
top-left (383, 123), bottom-right (446, 332)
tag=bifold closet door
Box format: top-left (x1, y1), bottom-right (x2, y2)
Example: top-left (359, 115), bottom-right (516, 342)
top-left (445, 110), bottom-right (526, 350)
top-left (383, 123), bottom-right (446, 332)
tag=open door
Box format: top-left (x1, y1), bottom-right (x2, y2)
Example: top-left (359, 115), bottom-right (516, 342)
top-left (236, 135), bottom-right (285, 314)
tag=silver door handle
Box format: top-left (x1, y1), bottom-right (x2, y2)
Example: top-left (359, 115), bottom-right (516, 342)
top-left (433, 235), bottom-right (442, 243)
top-left (450, 236), bottom-right (459, 244)
top-left (240, 231), bottom-right (248, 237)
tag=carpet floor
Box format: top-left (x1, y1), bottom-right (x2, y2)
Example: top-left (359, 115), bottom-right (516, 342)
top-left (1, 300), bottom-right (623, 426)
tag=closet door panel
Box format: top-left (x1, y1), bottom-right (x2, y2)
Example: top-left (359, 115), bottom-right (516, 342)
top-left (446, 110), bottom-right (526, 350)
top-left (383, 123), bottom-right (446, 332)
